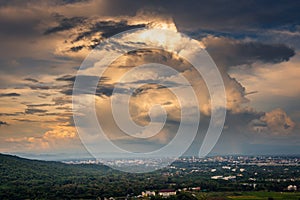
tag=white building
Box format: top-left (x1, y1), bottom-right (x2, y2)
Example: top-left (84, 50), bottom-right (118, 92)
top-left (158, 189), bottom-right (176, 197)
top-left (142, 191), bottom-right (156, 196)
top-left (287, 185), bottom-right (297, 191)
top-left (211, 175), bottom-right (223, 180)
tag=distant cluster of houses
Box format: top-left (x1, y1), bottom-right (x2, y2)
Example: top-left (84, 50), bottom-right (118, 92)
top-left (158, 189), bottom-right (176, 197)
top-left (138, 186), bottom-right (201, 198)
top-left (100, 184), bottom-right (298, 200)
top-left (138, 189), bottom-right (176, 198)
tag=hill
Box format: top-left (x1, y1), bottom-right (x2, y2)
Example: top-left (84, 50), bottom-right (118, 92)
top-left (0, 153), bottom-right (135, 199)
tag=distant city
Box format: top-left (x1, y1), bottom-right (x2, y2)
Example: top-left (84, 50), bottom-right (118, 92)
top-left (61, 155), bottom-right (300, 199)
top-left (63, 155), bottom-right (300, 169)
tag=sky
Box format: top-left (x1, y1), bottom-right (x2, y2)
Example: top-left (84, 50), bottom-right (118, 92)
top-left (0, 0), bottom-right (300, 159)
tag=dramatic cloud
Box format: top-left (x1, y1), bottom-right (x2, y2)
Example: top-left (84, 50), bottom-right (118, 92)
top-left (0, 0), bottom-right (299, 156)
top-left (228, 54), bottom-right (300, 113)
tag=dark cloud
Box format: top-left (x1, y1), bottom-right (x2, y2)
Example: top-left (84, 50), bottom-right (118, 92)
top-left (36, 112), bottom-right (65, 116)
top-left (4, 0), bottom-right (300, 34)
top-left (0, 112), bottom-right (24, 116)
top-left (98, 0), bottom-right (300, 32)
top-left (56, 74), bottom-right (109, 83)
top-left (60, 83), bottom-right (118, 97)
top-left (38, 93), bottom-right (52, 99)
top-left (28, 85), bottom-right (52, 90)
top-left (70, 45), bottom-right (85, 52)
top-left (44, 16), bottom-right (87, 35)
top-left (56, 74), bottom-right (77, 82)
top-left (96, 84), bottom-right (116, 97)
top-left (0, 121), bottom-right (8, 126)
top-left (65, 20), bottom-right (146, 52)
top-left (44, 16), bottom-right (146, 53)
top-left (56, 74), bottom-right (116, 97)
top-left (59, 0), bottom-right (90, 5)
top-left (24, 78), bottom-right (39, 83)
top-left (203, 37), bottom-right (295, 69)
top-left (57, 74), bottom-right (166, 97)
top-left (0, 0), bottom-right (87, 7)
top-left (12, 119), bottom-right (39, 123)
top-left (131, 84), bottom-right (170, 97)
top-left (27, 103), bottom-right (54, 107)
top-left (74, 20), bottom-right (146, 42)
top-left (25, 108), bottom-right (48, 115)
top-left (27, 83), bottom-right (64, 91)
top-left (0, 93), bottom-right (21, 97)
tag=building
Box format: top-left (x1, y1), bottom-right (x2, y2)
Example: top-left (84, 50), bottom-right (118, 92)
top-left (191, 187), bottom-right (201, 191)
top-left (158, 189), bottom-right (176, 197)
top-left (142, 191), bottom-right (156, 197)
top-left (287, 185), bottom-right (297, 191)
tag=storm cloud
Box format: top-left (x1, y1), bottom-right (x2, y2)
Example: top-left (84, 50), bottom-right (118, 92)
top-left (203, 36), bottom-right (295, 69)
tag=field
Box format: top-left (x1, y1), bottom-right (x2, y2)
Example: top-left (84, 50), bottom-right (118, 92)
top-left (207, 191), bottom-right (300, 200)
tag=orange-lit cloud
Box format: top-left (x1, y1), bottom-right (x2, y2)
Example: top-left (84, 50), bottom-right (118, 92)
top-left (251, 108), bottom-right (296, 135)
top-left (4, 126), bottom-right (78, 152)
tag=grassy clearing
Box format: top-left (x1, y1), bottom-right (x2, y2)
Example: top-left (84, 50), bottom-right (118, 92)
top-left (220, 191), bottom-right (300, 200)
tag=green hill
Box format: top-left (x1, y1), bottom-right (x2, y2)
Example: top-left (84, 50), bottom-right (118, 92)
top-left (0, 153), bottom-right (136, 199)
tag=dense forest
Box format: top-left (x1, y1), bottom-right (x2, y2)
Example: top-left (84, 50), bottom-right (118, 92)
top-left (0, 153), bottom-right (151, 199)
